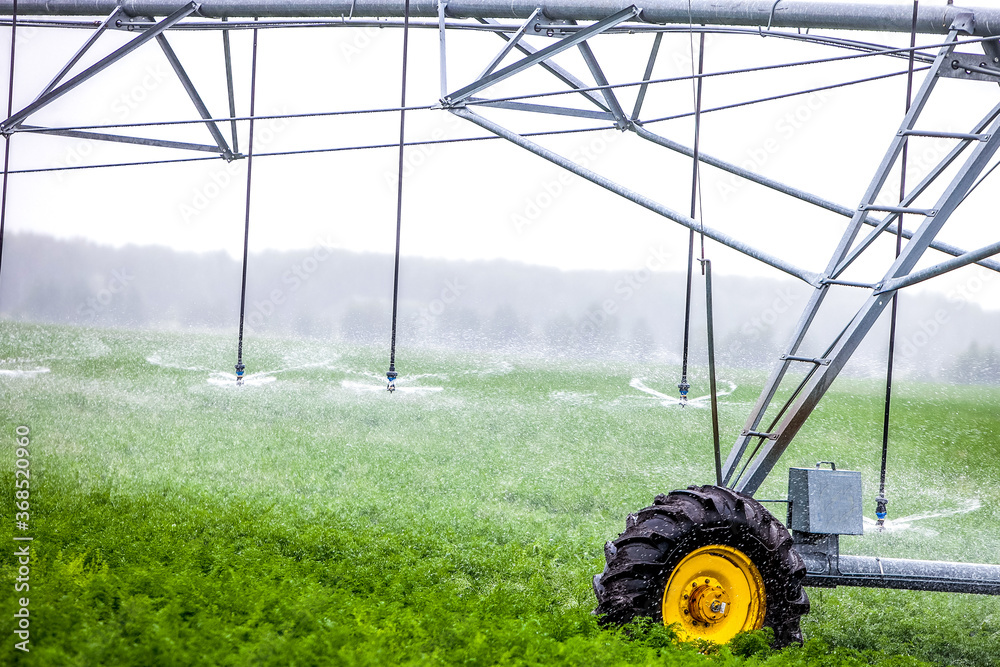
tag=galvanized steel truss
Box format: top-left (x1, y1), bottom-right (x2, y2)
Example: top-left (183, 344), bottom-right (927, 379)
top-left (0, 3), bottom-right (238, 159)
top-left (3, 2), bottom-right (1000, 501)
top-left (431, 8), bottom-right (1000, 497)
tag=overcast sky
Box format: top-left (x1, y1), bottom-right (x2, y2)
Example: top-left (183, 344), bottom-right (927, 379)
top-left (3, 0), bottom-right (1000, 310)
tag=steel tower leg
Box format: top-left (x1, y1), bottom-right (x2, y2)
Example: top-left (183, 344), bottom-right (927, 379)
top-left (722, 20), bottom-right (1000, 495)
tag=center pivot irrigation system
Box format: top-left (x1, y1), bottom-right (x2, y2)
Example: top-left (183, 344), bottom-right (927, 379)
top-left (4, 0), bottom-right (1000, 647)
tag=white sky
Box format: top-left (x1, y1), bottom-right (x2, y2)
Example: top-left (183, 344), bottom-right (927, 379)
top-left (3, 0), bottom-right (1000, 310)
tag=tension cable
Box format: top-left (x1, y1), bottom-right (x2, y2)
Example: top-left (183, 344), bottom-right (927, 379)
top-left (386, 0), bottom-right (412, 393)
top-left (0, 0), bottom-right (18, 304)
top-left (235, 22), bottom-right (259, 385)
top-left (877, 0), bottom-right (918, 529)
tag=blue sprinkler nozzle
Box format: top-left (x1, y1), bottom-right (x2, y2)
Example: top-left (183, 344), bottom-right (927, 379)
top-left (235, 362), bottom-right (246, 384)
top-left (386, 369), bottom-right (398, 393)
top-left (875, 496), bottom-right (888, 528)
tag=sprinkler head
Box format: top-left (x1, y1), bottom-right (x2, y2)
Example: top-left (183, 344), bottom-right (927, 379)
top-left (875, 495), bottom-right (888, 517)
top-left (235, 362), bottom-right (245, 385)
top-left (678, 379), bottom-right (690, 405)
top-left (875, 495), bottom-right (888, 531)
top-left (386, 369), bottom-right (398, 393)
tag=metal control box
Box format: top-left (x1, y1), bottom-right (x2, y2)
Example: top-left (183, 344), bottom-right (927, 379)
top-left (788, 465), bottom-right (864, 535)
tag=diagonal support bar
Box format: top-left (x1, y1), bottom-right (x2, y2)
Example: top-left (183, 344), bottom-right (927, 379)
top-left (832, 101), bottom-right (1000, 277)
top-left (473, 98), bottom-right (614, 120)
top-left (577, 38), bottom-right (628, 128)
top-left (579, 42), bottom-right (628, 130)
top-left (451, 107), bottom-right (821, 285)
top-left (36, 6), bottom-right (125, 101)
top-left (734, 111), bottom-right (1000, 496)
top-left (878, 240), bottom-right (1000, 293)
top-left (476, 8), bottom-right (541, 80)
top-left (722, 27), bottom-right (966, 489)
top-left (222, 18), bottom-right (240, 154)
top-left (479, 17), bottom-right (610, 112)
top-left (20, 125), bottom-right (226, 153)
top-left (445, 6), bottom-right (639, 105)
top-left (0, 2), bottom-right (199, 134)
top-left (631, 123), bottom-right (1000, 274)
top-left (631, 32), bottom-right (662, 121)
top-left (818, 30), bottom-right (961, 276)
top-left (156, 34), bottom-right (235, 160)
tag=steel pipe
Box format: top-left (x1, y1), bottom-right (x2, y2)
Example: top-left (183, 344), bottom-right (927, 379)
top-left (879, 239), bottom-right (1000, 293)
top-left (632, 124), bottom-right (1000, 275)
top-left (3, 1), bottom-right (1000, 36)
top-left (451, 107), bottom-right (822, 286)
top-left (803, 554), bottom-right (1000, 595)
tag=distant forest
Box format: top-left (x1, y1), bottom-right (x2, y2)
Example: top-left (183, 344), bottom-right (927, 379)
top-left (2, 232), bottom-right (998, 383)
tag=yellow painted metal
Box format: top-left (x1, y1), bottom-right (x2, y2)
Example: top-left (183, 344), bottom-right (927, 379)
top-left (662, 544), bottom-right (766, 644)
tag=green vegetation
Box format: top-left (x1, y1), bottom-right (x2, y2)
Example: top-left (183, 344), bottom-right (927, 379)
top-left (1, 322), bottom-right (998, 665)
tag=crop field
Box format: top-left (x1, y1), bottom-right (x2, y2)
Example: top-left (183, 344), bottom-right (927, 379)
top-left (1, 320), bottom-right (999, 666)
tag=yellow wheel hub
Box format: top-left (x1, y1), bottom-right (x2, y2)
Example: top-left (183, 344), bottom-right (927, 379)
top-left (662, 544), bottom-right (766, 644)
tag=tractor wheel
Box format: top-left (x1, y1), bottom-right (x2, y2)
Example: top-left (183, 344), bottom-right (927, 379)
top-left (593, 485), bottom-right (809, 646)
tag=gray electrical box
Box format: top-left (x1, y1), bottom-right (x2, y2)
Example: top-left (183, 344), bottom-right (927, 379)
top-left (788, 464), bottom-right (864, 535)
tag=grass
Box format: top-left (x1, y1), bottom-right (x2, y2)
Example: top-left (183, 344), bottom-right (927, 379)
top-left (1, 321), bottom-right (998, 666)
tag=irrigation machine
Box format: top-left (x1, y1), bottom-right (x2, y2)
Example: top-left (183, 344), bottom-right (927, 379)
top-left (3, 0), bottom-right (1000, 647)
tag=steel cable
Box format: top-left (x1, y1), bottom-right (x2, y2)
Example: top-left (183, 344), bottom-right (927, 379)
top-left (8, 66), bottom-right (923, 176)
top-left (0, 0), bottom-right (18, 306)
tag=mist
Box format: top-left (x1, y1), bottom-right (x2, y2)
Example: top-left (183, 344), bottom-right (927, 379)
top-left (2, 231), bottom-right (998, 384)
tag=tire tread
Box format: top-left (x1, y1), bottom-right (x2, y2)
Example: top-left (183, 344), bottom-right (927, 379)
top-left (593, 485), bottom-right (808, 646)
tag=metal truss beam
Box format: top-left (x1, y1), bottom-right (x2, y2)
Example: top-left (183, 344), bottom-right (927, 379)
top-left (831, 100), bottom-right (1000, 277)
top-left (478, 17), bottom-right (610, 112)
top-left (19, 124), bottom-right (225, 152)
top-left (879, 240), bottom-right (1000, 293)
top-left (470, 99), bottom-right (613, 121)
top-left (724, 23), bottom-right (1000, 496)
top-left (156, 33), bottom-right (235, 159)
top-left (444, 6), bottom-right (639, 106)
top-left (735, 117), bottom-right (1000, 495)
top-left (222, 18), bottom-right (240, 154)
top-left (631, 124), bottom-right (1000, 274)
top-left (3, 1), bottom-right (1000, 37)
top-left (576, 37), bottom-right (627, 129)
top-left (0, 3), bottom-right (199, 134)
top-left (450, 106), bottom-right (820, 285)
top-left (35, 6), bottom-right (125, 100)
top-left (476, 9), bottom-right (539, 81)
top-left (630, 33), bottom-right (662, 122)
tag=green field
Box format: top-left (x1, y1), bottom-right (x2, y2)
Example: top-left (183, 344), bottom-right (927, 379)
top-left (2, 321), bottom-right (999, 666)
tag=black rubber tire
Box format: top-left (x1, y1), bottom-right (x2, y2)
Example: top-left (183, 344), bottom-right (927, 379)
top-left (593, 485), bottom-right (809, 646)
